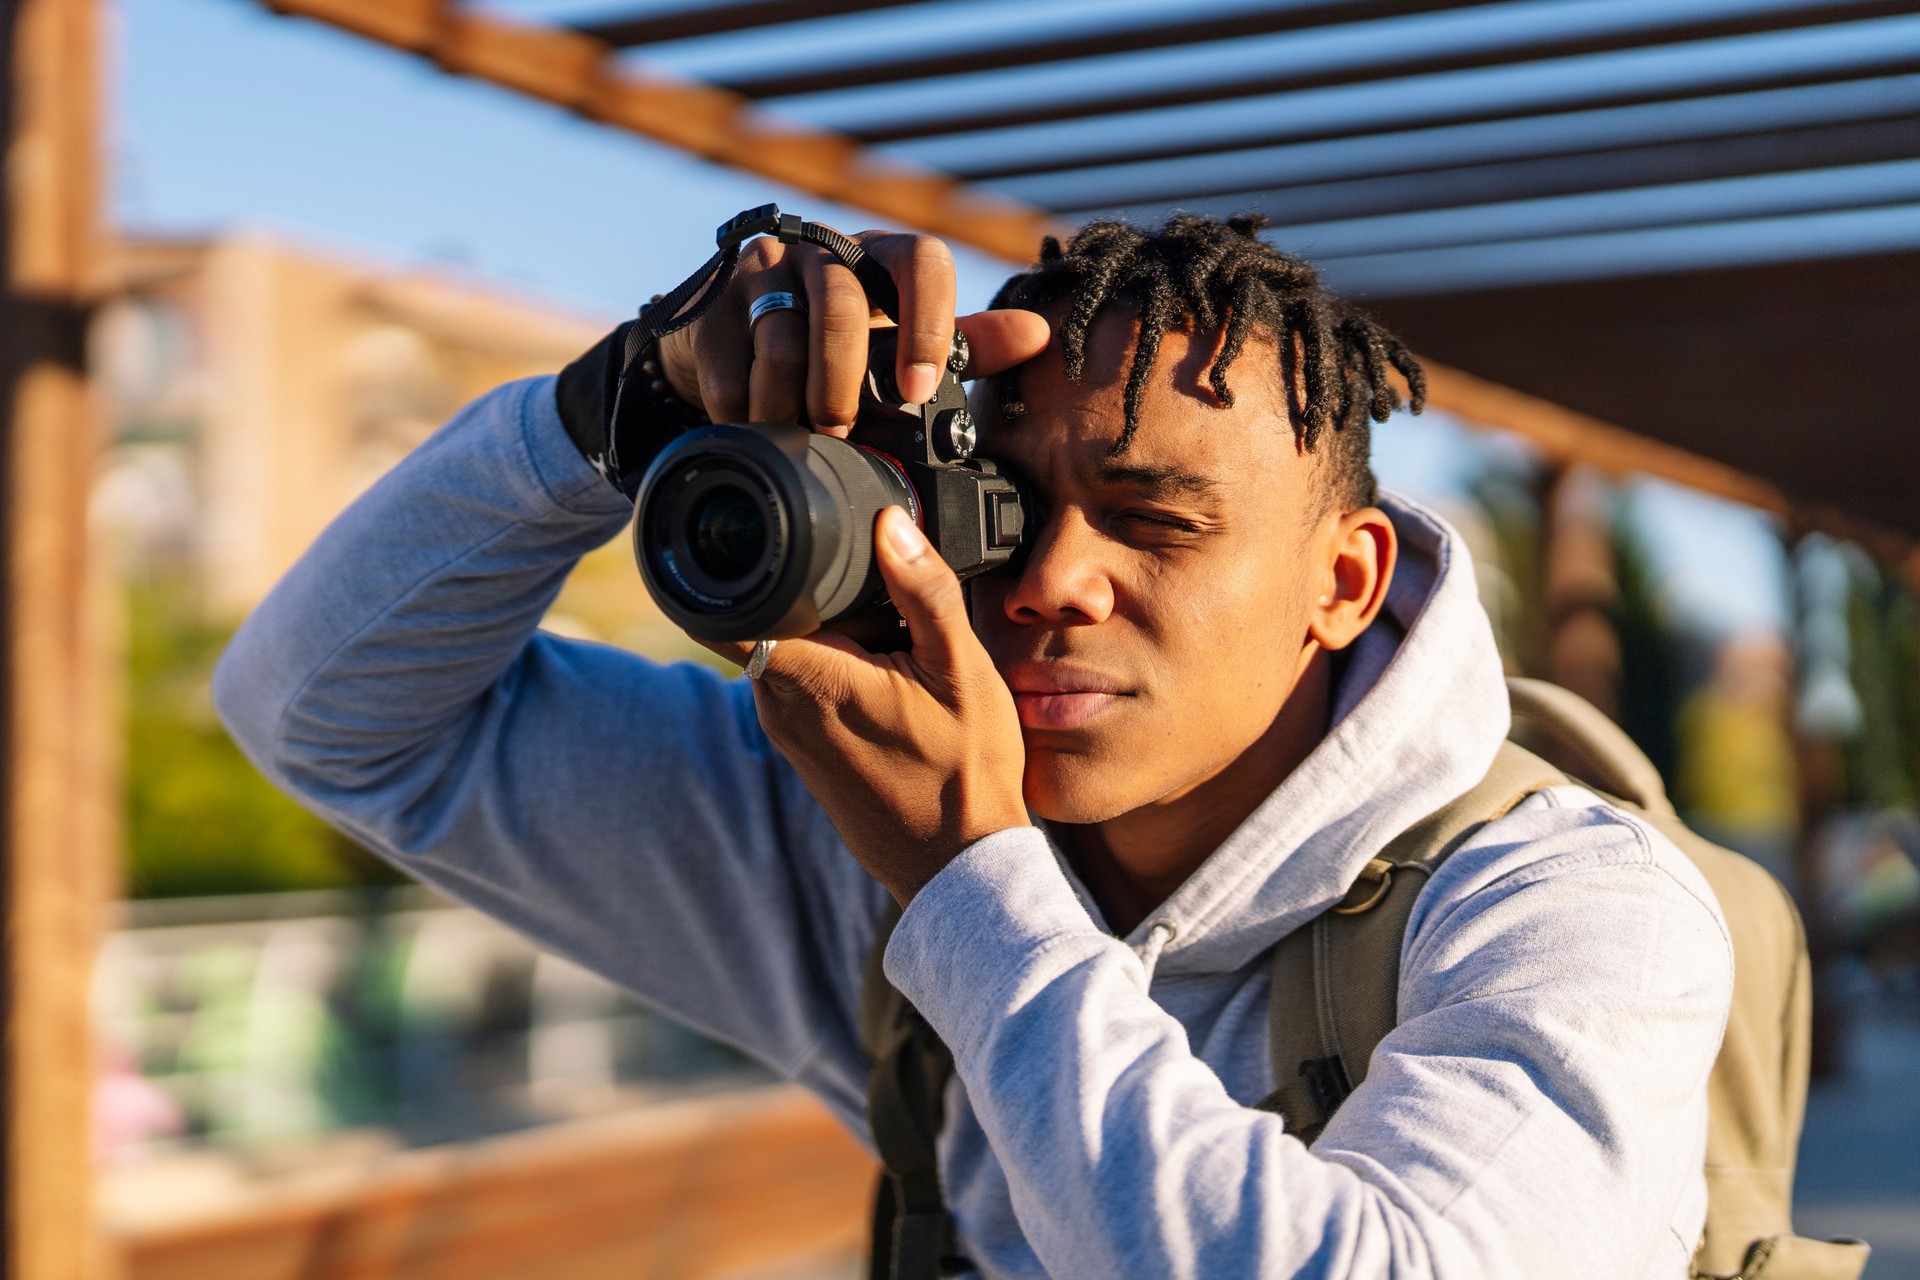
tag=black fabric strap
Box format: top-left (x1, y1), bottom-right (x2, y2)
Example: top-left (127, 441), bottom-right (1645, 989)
top-left (554, 320), bottom-right (628, 467)
top-left (867, 1008), bottom-right (965, 1279)
top-left (861, 903), bottom-right (969, 1280)
top-left (554, 318), bottom-right (707, 499)
top-left (558, 314), bottom-right (711, 498)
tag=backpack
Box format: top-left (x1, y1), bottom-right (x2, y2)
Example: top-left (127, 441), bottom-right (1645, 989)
top-left (858, 677), bottom-right (1870, 1280)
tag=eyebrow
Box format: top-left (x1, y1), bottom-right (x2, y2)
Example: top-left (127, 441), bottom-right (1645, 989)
top-left (1092, 460), bottom-right (1224, 499)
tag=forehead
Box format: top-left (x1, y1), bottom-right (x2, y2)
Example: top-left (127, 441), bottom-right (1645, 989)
top-left (976, 311), bottom-right (1311, 494)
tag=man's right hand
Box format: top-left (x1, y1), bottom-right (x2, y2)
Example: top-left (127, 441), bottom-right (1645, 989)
top-left (656, 227), bottom-right (1050, 434)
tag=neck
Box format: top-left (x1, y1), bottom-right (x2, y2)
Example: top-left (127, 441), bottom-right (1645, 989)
top-left (1059, 648), bottom-right (1335, 937)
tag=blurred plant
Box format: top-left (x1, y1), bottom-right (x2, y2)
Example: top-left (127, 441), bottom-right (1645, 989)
top-left (1896, 590), bottom-right (1920, 806)
top-left (126, 574), bottom-right (402, 898)
top-left (1844, 561), bottom-right (1919, 811)
top-left (1610, 508), bottom-right (1682, 789)
top-left (1466, 462), bottom-right (1547, 675)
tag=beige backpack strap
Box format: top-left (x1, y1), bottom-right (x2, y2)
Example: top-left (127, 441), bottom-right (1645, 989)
top-left (1703, 1234), bottom-right (1872, 1280)
top-left (1506, 675), bottom-right (1675, 816)
top-left (1258, 741), bottom-right (1565, 1141)
top-left (1500, 679), bottom-right (1862, 1275)
top-left (860, 900), bottom-right (967, 1280)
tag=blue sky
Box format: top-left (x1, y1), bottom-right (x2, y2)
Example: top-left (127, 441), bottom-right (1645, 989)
top-left (113, 0), bottom-right (1018, 317)
top-left (112, 0), bottom-right (1790, 638)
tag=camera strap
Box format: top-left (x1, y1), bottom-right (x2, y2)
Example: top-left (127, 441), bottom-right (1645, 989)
top-left (607, 204), bottom-right (901, 485)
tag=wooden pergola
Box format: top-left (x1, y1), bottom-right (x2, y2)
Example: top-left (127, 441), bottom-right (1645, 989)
top-left (5, 0), bottom-right (1917, 1274)
top-left (254, 0), bottom-right (1920, 552)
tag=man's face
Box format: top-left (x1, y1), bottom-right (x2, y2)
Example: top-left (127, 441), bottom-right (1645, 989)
top-left (970, 313), bottom-right (1342, 824)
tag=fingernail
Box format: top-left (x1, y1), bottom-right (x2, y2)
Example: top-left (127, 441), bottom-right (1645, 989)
top-left (901, 362), bottom-right (940, 404)
top-left (882, 507), bottom-right (928, 560)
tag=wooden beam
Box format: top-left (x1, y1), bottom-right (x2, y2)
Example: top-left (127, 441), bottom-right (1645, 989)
top-left (846, 0), bottom-right (1917, 143)
top-left (717, 0), bottom-right (1495, 99)
top-left (1423, 357), bottom-right (1789, 512)
top-left (259, 0), bottom-right (1069, 263)
top-left (1052, 115), bottom-right (1920, 221)
top-left (259, 1), bottom-right (1915, 562)
top-left (959, 61), bottom-right (1920, 183)
top-left (580, 0), bottom-right (921, 49)
top-left (1421, 358), bottom-right (1914, 560)
top-left (113, 1087), bottom-right (875, 1280)
top-left (1375, 250), bottom-right (1920, 545)
top-left (2, 0), bottom-right (113, 1278)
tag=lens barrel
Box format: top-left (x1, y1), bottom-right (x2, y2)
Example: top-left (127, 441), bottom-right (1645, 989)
top-left (635, 424), bottom-right (917, 642)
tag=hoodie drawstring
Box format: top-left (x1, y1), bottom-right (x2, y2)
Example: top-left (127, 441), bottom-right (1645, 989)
top-left (1138, 918), bottom-right (1177, 984)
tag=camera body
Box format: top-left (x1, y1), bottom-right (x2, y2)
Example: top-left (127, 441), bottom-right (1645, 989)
top-left (634, 329), bottom-right (1029, 648)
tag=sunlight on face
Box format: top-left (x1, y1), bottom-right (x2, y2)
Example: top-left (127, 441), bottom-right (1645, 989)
top-left (970, 315), bottom-right (1338, 824)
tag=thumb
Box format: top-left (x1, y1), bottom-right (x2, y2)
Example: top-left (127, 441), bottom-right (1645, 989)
top-left (874, 506), bottom-right (975, 680)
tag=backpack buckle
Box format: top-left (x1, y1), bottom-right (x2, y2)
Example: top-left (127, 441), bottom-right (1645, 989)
top-left (1333, 858), bottom-right (1395, 915)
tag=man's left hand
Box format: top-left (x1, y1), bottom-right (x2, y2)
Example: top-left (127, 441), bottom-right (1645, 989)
top-left (708, 507), bottom-right (1029, 906)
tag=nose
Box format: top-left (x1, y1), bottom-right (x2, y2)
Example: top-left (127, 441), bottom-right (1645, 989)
top-left (1000, 509), bottom-right (1115, 627)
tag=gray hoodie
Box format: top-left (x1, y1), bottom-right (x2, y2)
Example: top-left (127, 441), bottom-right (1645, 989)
top-left (214, 376), bottom-right (1734, 1279)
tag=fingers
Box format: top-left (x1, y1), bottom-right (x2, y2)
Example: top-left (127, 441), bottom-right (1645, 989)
top-left (693, 240), bottom-right (770, 424)
top-left (690, 630), bottom-right (867, 692)
top-left (748, 304), bottom-right (807, 424)
top-left (794, 244), bottom-right (871, 434)
top-left (955, 309), bottom-right (1052, 379)
top-left (691, 226), bottom-right (988, 432)
top-left (873, 506), bottom-right (973, 679)
top-left (691, 635), bottom-right (756, 669)
top-left (859, 232), bottom-right (955, 405)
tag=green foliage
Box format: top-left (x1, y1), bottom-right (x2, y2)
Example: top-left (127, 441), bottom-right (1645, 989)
top-left (1844, 569), bottom-right (1919, 811)
top-left (126, 576), bottom-right (403, 898)
top-left (1896, 593), bottom-right (1920, 806)
top-left (1610, 510), bottom-right (1682, 789)
top-left (1466, 464), bottom-right (1547, 675)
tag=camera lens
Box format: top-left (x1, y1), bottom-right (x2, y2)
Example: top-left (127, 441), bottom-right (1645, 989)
top-left (688, 484), bottom-right (766, 582)
top-left (635, 423), bottom-right (919, 642)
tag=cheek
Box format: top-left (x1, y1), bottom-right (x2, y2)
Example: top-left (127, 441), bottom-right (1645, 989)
top-left (1131, 549), bottom-right (1306, 687)
top-left (1011, 553), bottom-right (1317, 822)
top-left (1153, 558), bottom-right (1317, 737)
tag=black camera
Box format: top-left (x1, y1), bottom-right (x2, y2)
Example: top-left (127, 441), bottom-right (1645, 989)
top-left (634, 327), bottom-right (1031, 648)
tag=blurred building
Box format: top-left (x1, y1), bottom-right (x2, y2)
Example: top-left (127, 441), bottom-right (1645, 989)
top-left (79, 234), bottom-right (876, 1277)
top-left (1678, 632), bottom-right (1799, 882)
top-left (93, 231), bottom-right (685, 654)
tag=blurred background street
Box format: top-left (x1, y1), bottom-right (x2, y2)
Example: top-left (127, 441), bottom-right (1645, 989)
top-left (1798, 1005), bottom-right (1920, 1276)
top-left (3, 0), bottom-right (1917, 1275)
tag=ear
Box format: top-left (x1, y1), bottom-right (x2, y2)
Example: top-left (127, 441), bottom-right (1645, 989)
top-left (1307, 506), bottom-right (1396, 651)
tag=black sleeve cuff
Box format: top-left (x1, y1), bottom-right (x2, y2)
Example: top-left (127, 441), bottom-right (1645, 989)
top-left (553, 319), bottom-right (705, 497)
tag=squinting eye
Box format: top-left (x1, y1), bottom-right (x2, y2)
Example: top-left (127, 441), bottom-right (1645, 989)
top-left (1116, 511), bottom-right (1199, 534)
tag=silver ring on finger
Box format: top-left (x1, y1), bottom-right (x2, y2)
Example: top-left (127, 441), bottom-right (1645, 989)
top-left (744, 639), bottom-right (777, 680)
top-left (749, 291), bottom-right (806, 329)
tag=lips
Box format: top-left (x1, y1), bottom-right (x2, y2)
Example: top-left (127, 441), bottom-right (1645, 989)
top-left (1002, 662), bottom-right (1133, 731)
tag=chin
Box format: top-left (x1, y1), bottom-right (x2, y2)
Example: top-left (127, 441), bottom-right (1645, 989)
top-left (1020, 748), bottom-right (1150, 826)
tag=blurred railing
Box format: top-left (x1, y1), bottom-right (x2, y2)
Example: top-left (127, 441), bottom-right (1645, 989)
top-left (111, 1085), bottom-right (873, 1280)
top-left (94, 890), bottom-right (874, 1278)
top-left (95, 887), bottom-right (759, 1159)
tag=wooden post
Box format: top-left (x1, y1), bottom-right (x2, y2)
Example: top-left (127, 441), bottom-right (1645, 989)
top-left (2, 0), bottom-right (113, 1276)
top-left (1540, 464), bottom-right (1622, 719)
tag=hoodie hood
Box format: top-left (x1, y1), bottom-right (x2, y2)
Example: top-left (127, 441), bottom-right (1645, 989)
top-left (1060, 489), bottom-right (1512, 978)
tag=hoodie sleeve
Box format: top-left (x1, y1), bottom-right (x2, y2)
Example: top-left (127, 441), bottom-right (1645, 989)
top-left (882, 792), bottom-right (1733, 1279)
top-left (212, 377), bottom-right (888, 1126)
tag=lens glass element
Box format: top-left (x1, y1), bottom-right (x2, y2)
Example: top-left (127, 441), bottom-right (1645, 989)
top-left (687, 484), bottom-right (768, 582)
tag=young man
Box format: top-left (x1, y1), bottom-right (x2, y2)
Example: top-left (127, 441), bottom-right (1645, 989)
top-left (215, 214), bottom-right (1733, 1277)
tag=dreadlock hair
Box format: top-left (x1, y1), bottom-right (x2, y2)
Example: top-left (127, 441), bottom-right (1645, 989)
top-left (987, 212), bottom-right (1426, 511)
